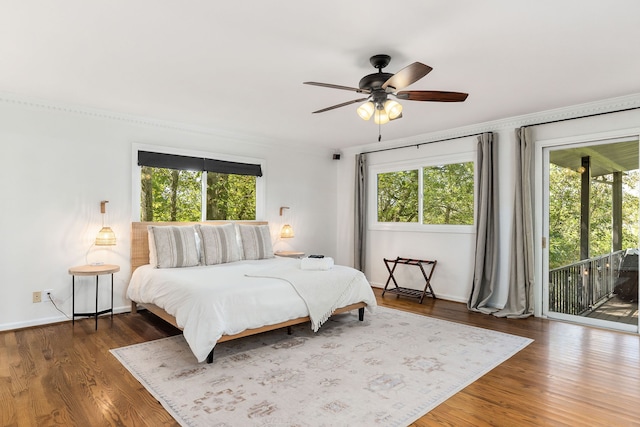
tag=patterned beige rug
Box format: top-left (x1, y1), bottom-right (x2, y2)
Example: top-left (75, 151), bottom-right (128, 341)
top-left (111, 306), bottom-right (532, 426)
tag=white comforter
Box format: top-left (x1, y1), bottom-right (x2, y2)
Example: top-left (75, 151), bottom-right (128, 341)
top-left (127, 257), bottom-right (377, 362)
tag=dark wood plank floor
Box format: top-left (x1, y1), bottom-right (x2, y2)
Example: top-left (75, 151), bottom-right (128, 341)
top-left (1, 288), bottom-right (639, 426)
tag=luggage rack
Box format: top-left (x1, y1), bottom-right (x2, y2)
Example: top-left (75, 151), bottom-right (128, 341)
top-left (382, 257), bottom-right (437, 304)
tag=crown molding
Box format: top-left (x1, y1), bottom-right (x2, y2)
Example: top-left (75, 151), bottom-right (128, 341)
top-left (344, 93), bottom-right (640, 155)
top-left (0, 91), bottom-right (333, 158)
top-left (5, 90), bottom-right (640, 159)
top-left (0, 91), bottom-right (241, 137)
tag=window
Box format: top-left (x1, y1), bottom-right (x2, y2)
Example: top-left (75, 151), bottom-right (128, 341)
top-left (377, 170), bottom-right (419, 222)
top-left (205, 172), bottom-right (256, 220)
top-left (372, 156), bottom-right (475, 231)
top-left (422, 162), bottom-right (474, 225)
top-left (136, 149), bottom-right (264, 222)
top-left (140, 167), bottom-right (203, 221)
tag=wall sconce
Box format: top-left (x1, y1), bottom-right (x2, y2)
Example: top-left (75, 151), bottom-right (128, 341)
top-left (279, 206), bottom-right (295, 238)
top-left (95, 201), bottom-right (116, 246)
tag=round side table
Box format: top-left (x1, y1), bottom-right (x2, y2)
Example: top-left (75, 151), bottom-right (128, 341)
top-left (69, 264), bottom-right (120, 330)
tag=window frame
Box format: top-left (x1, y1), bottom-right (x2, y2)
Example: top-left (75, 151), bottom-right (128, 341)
top-left (131, 144), bottom-right (266, 222)
top-left (368, 152), bottom-right (476, 234)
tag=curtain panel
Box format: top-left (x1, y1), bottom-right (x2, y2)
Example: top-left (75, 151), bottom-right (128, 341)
top-left (468, 132), bottom-right (500, 313)
top-left (495, 127), bottom-right (534, 318)
top-left (467, 129), bottom-right (534, 318)
top-left (354, 153), bottom-right (367, 272)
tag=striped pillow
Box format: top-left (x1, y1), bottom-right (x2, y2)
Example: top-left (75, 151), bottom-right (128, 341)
top-left (197, 224), bottom-right (241, 265)
top-left (238, 224), bottom-right (274, 260)
top-left (148, 226), bottom-right (200, 268)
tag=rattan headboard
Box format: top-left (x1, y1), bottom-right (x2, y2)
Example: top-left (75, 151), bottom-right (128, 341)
top-left (131, 221), bottom-right (269, 272)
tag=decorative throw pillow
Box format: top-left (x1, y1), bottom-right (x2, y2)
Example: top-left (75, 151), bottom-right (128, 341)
top-left (148, 225), bottom-right (200, 268)
top-left (148, 226), bottom-right (158, 267)
top-left (197, 223), bottom-right (241, 265)
top-left (234, 223), bottom-right (245, 258)
top-left (237, 224), bottom-right (274, 260)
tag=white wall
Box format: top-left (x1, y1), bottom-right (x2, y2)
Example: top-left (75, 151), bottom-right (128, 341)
top-left (0, 94), bottom-right (337, 331)
top-left (3, 92), bottom-right (640, 330)
top-left (336, 131), bottom-right (513, 304)
top-left (365, 136), bottom-right (479, 303)
top-left (336, 94), bottom-right (640, 309)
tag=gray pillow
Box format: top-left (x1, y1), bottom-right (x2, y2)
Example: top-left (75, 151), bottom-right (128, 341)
top-left (148, 225), bottom-right (200, 268)
top-left (237, 224), bottom-right (274, 260)
top-left (197, 224), bottom-right (241, 265)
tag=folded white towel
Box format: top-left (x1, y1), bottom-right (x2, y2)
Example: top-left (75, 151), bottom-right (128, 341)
top-left (300, 257), bottom-right (334, 271)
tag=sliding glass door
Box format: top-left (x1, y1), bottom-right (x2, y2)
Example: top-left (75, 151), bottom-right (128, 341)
top-left (543, 138), bottom-right (639, 332)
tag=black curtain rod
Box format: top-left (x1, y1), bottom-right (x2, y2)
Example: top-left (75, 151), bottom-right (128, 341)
top-left (361, 132), bottom-right (485, 155)
top-left (360, 104), bottom-right (640, 156)
top-left (523, 105), bottom-right (640, 129)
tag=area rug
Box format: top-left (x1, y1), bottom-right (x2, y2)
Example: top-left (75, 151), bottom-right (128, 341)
top-left (111, 306), bottom-right (532, 427)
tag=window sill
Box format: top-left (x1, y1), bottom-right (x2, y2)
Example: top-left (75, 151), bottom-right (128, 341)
top-left (369, 223), bottom-right (475, 234)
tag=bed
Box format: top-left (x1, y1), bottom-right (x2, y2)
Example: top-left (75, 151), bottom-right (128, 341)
top-left (127, 221), bottom-right (377, 363)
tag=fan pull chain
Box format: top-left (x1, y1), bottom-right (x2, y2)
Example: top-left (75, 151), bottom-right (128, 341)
top-left (378, 122), bottom-right (382, 142)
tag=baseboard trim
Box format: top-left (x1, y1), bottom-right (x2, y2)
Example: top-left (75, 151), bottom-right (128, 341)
top-left (0, 305), bottom-right (131, 332)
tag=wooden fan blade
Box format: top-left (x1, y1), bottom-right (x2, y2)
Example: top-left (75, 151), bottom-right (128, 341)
top-left (396, 90), bottom-right (469, 102)
top-left (381, 62), bottom-right (432, 90)
top-left (304, 82), bottom-right (369, 93)
top-left (312, 98), bottom-right (369, 114)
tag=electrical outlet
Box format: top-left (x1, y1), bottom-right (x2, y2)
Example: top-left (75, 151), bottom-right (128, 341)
top-left (43, 289), bottom-right (54, 301)
top-left (33, 291), bottom-right (42, 303)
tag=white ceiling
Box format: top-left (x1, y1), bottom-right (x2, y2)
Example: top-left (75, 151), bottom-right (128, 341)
top-left (3, 0), bottom-right (640, 150)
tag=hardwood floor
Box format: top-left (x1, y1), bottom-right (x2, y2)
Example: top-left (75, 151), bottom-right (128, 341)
top-left (1, 288), bottom-right (639, 426)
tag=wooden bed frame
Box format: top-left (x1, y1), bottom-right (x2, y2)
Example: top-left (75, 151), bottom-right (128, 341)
top-left (129, 221), bottom-right (367, 363)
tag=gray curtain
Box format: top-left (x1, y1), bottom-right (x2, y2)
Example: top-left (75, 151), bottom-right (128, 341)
top-left (494, 127), bottom-right (534, 318)
top-left (354, 153), bottom-right (367, 272)
top-left (468, 132), bottom-right (500, 313)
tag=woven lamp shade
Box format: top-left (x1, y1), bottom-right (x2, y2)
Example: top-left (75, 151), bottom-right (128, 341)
top-left (95, 226), bottom-right (116, 246)
top-left (280, 224), bottom-right (294, 238)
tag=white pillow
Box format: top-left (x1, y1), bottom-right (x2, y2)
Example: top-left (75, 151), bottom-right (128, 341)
top-left (197, 223), bottom-right (241, 265)
top-left (237, 224), bottom-right (274, 260)
top-left (148, 225), bottom-right (200, 268)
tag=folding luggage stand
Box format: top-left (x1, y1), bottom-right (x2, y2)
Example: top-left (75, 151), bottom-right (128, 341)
top-left (382, 257), bottom-right (437, 304)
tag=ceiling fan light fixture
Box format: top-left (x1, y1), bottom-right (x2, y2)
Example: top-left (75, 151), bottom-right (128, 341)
top-left (384, 100), bottom-right (403, 120)
top-left (356, 101), bottom-right (375, 121)
top-left (305, 54), bottom-right (468, 126)
top-left (374, 107), bottom-right (390, 125)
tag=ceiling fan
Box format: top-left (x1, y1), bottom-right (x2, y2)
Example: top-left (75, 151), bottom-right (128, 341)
top-left (304, 54), bottom-right (468, 125)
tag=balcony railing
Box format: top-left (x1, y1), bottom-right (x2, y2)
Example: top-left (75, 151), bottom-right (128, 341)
top-left (549, 250), bottom-right (626, 316)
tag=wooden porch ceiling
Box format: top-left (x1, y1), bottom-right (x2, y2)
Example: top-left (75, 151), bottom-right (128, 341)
top-left (549, 140), bottom-right (639, 177)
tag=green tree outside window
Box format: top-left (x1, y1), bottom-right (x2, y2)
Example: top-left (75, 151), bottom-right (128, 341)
top-left (377, 170), bottom-right (419, 222)
top-left (140, 166), bottom-right (256, 222)
top-left (423, 162), bottom-right (474, 225)
top-left (548, 164), bottom-right (639, 269)
top-left (376, 161), bottom-right (474, 225)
